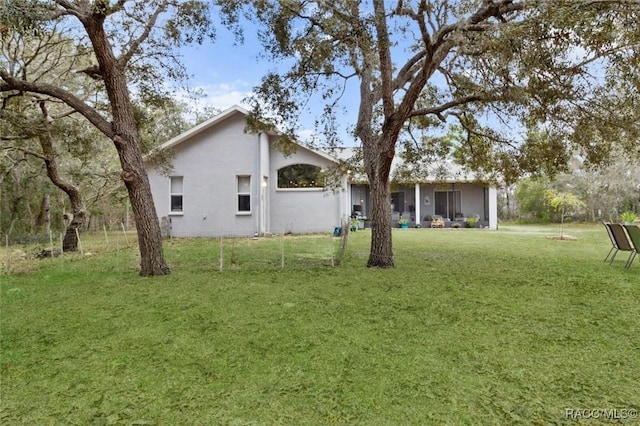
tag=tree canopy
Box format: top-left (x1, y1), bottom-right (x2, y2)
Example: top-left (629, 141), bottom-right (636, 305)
top-left (227, 0), bottom-right (640, 267)
top-left (1, 0), bottom-right (220, 275)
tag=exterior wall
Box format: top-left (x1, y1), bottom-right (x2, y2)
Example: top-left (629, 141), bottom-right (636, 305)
top-left (146, 110), bottom-right (346, 237)
top-left (147, 112), bottom-right (260, 237)
top-left (457, 183), bottom-right (486, 219)
top-left (146, 106), bottom-right (497, 236)
top-left (269, 142), bottom-right (345, 234)
top-left (419, 185), bottom-right (436, 220)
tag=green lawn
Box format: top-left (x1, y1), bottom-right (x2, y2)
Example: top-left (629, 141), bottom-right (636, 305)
top-left (1, 225), bottom-right (639, 425)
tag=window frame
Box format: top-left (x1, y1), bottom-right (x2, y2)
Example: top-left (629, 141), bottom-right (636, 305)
top-left (434, 190), bottom-right (461, 220)
top-left (237, 175), bottom-right (252, 215)
top-left (169, 176), bottom-right (184, 215)
top-left (276, 163), bottom-right (325, 191)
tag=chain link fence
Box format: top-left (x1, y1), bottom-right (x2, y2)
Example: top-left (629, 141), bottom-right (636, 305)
top-left (2, 222), bottom-right (352, 275)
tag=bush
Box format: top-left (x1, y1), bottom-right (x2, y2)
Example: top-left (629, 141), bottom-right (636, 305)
top-left (620, 211), bottom-right (638, 223)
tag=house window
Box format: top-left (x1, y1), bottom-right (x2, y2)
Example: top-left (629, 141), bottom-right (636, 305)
top-left (277, 164), bottom-right (324, 189)
top-left (237, 175), bottom-right (251, 213)
top-left (170, 176), bottom-right (183, 213)
top-left (434, 190), bottom-right (461, 220)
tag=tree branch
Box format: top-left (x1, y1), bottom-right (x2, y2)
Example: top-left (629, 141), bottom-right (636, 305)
top-left (372, 0), bottom-right (394, 119)
top-left (1, 70), bottom-right (116, 142)
top-left (3, 145), bottom-right (47, 161)
top-left (409, 94), bottom-right (496, 119)
top-left (119, 1), bottom-right (168, 68)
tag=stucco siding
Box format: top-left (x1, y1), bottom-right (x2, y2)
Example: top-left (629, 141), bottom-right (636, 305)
top-left (419, 186), bottom-right (436, 219)
top-left (269, 141), bottom-right (344, 234)
top-left (456, 183), bottom-right (486, 219)
top-left (147, 112), bottom-right (260, 237)
top-left (270, 189), bottom-right (341, 233)
top-left (147, 109), bottom-right (345, 237)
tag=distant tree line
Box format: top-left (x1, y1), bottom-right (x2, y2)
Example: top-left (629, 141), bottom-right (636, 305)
top-left (500, 155), bottom-right (640, 223)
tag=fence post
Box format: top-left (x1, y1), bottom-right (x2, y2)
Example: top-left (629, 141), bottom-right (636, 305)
top-left (330, 233), bottom-right (335, 267)
top-left (121, 223), bottom-right (129, 247)
top-left (339, 217), bottom-right (350, 261)
top-left (281, 230), bottom-right (285, 270)
top-left (49, 230), bottom-right (54, 259)
top-left (75, 228), bottom-right (84, 255)
top-left (5, 234), bottom-right (9, 273)
top-left (218, 235), bottom-right (224, 272)
top-left (103, 224), bottom-right (109, 245)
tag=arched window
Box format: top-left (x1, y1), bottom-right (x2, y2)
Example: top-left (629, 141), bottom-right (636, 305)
top-left (277, 164), bottom-right (324, 189)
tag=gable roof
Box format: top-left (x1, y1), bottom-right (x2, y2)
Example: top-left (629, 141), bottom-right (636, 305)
top-left (154, 105), bottom-right (255, 152)
top-left (152, 104), bottom-right (339, 164)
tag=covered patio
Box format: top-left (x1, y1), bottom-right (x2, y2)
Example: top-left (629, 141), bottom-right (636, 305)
top-left (349, 181), bottom-right (498, 229)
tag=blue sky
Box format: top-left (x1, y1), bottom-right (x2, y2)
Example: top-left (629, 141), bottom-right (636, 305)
top-left (171, 12), bottom-right (523, 149)
top-left (178, 30), bottom-right (263, 112)
top-left (175, 21), bottom-right (361, 146)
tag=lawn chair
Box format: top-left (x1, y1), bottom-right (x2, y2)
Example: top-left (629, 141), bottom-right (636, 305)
top-left (622, 224), bottom-right (640, 270)
top-left (604, 223), bottom-right (634, 265)
top-left (431, 215), bottom-right (445, 228)
top-left (604, 222), bottom-right (621, 262)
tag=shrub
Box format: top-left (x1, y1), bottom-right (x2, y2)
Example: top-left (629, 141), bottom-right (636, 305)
top-left (620, 211), bottom-right (637, 223)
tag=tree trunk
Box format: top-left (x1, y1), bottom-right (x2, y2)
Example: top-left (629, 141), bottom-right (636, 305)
top-left (117, 141), bottom-right (170, 276)
top-left (36, 101), bottom-right (86, 251)
top-left (364, 131), bottom-right (395, 268)
top-left (84, 15), bottom-right (169, 276)
top-left (35, 193), bottom-right (50, 234)
top-left (367, 173), bottom-right (394, 268)
top-left (62, 211), bottom-right (84, 252)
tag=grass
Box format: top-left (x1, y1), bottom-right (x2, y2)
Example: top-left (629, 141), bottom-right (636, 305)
top-left (1, 224), bottom-right (639, 425)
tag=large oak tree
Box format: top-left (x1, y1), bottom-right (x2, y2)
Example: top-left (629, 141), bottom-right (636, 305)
top-left (232, 0), bottom-right (640, 267)
top-left (0, 0), bottom-right (218, 275)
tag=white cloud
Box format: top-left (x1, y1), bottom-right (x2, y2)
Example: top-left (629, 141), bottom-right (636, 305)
top-left (169, 81), bottom-right (254, 119)
top-left (297, 128), bottom-right (317, 144)
top-left (188, 82), bottom-right (253, 111)
top-left (171, 82), bottom-right (340, 145)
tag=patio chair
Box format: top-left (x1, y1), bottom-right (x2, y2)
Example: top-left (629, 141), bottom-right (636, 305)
top-left (604, 223), bottom-right (634, 265)
top-left (622, 224), bottom-right (640, 270)
top-left (605, 223), bottom-right (634, 266)
top-left (604, 222), bottom-right (620, 262)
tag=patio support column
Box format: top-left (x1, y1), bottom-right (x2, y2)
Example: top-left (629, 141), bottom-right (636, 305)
top-left (488, 186), bottom-right (498, 229)
top-left (414, 183), bottom-right (421, 225)
top-left (343, 175), bottom-right (351, 225)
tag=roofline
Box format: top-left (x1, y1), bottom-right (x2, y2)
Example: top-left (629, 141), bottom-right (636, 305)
top-left (147, 104), bottom-right (339, 164)
top-left (154, 105), bottom-right (254, 152)
top-left (349, 178), bottom-right (494, 185)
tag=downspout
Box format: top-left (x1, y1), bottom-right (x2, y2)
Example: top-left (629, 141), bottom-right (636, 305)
top-left (255, 133), bottom-right (261, 236)
top-left (258, 132), bottom-right (271, 235)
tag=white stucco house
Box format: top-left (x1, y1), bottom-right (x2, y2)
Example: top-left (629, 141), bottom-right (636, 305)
top-left (145, 105), bottom-right (498, 237)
